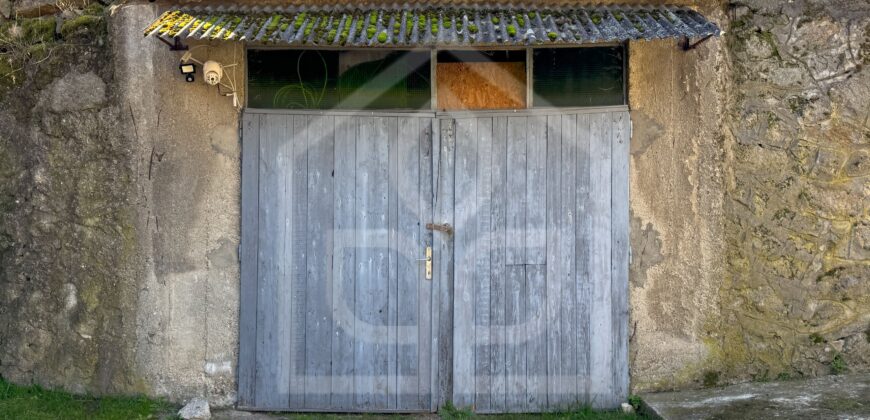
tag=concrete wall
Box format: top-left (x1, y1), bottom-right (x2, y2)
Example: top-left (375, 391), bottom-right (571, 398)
top-left (113, 3), bottom-right (245, 405)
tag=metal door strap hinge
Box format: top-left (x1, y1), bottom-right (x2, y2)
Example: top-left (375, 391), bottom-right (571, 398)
top-left (426, 223), bottom-right (453, 235)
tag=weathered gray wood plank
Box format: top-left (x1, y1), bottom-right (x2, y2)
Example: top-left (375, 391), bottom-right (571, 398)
top-left (588, 113), bottom-right (613, 409)
top-left (433, 118), bottom-right (455, 409)
top-left (418, 118), bottom-right (434, 411)
top-left (525, 264), bottom-right (546, 410)
top-left (525, 116), bottom-right (547, 265)
top-left (306, 115), bottom-right (335, 408)
top-left (374, 117), bottom-right (392, 410)
top-left (610, 111), bottom-right (630, 407)
top-left (505, 117), bottom-right (527, 265)
top-left (397, 117), bottom-right (421, 410)
top-left (474, 117), bottom-right (493, 412)
top-left (545, 114), bottom-right (562, 408)
top-left (238, 112), bottom-right (260, 407)
top-left (331, 116), bottom-right (356, 409)
top-left (253, 114), bottom-right (273, 407)
top-left (505, 264), bottom-right (526, 412)
top-left (559, 114), bottom-right (579, 406)
top-left (489, 116), bottom-right (508, 413)
top-left (386, 116), bottom-right (399, 410)
top-left (255, 114), bottom-right (293, 408)
top-left (354, 116), bottom-right (387, 410)
top-left (453, 117), bottom-right (477, 408)
top-left (290, 115), bottom-right (309, 408)
top-left (575, 114), bottom-right (592, 404)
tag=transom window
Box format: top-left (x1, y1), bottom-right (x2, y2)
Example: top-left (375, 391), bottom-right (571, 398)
top-left (247, 46), bottom-right (625, 110)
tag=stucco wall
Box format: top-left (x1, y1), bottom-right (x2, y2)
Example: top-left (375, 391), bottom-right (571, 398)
top-left (114, 4), bottom-right (245, 405)
top-left (626, 2), bottom-right (729, 391)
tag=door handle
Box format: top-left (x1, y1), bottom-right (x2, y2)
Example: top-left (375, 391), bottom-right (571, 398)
top-left (417, 246), bottom-right (433, 280)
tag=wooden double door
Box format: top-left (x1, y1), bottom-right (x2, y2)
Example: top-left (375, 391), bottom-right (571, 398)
top-left (238, 109), bottom-right (629, 413)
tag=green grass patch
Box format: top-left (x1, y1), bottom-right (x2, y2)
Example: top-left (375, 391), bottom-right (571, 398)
top-left (0, 377), bottom-right (178, 420)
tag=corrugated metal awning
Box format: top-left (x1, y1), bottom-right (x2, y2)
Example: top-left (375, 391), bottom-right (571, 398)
top-left (143, 4), bottom-right (720, 47)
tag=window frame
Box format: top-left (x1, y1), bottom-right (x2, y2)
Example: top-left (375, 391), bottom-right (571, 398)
top-left (244, 42), bottom-right (628, 111)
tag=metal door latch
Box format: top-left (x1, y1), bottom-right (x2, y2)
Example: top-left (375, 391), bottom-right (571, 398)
top-left (426, 223), bottom-right (453, 235)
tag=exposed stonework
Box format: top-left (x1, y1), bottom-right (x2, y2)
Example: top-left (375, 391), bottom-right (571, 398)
top-left (0, 5), bottom-right (141, 395)
top-left (707, 0), bottom-right (870, 384)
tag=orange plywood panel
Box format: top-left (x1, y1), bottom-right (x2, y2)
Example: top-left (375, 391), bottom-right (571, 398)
top-left (436, 62), bottom-right (526, 111)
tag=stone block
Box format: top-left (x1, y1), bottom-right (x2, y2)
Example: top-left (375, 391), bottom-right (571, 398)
top-left (844, 151), bottom-right (870, 178)
top-left (1, 0), bottom-right (11, 19)
top-left (38, 71), bottom-right (106, 112)
top-left (12, 0), bottom-right (57, 17)
top-left (809, 147), bottom-right (847, 181)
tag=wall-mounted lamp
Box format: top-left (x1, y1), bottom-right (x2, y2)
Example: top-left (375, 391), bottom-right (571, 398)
top-left (178, 50), bottom-right (241, 109)
top-left (180, 63), bottom-right (196, 83)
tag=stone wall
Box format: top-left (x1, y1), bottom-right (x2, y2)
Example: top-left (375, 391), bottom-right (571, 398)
top-left (713, 0), bottom-right (870, 384)
top-left (0, 3), bottom-right (143, 395)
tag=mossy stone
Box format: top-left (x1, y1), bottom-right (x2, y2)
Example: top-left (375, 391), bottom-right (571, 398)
top-left (22, 17), bottom-right (56, 43)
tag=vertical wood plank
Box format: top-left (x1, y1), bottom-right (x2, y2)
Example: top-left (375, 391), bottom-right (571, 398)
top-left (255, 114), bottom-right (292, 408)
top-left (238, 112), bottom-right (260, 407)
top-left (525, 115), bottom-right (547, 265)
top-left (331, 116), bottom-right (356, 409)
top-left (544, 114), bottom-right (562, 409)
top-left (254, 114), bottom-right (274, 407)
top-left (289, 115), bottom-right (309, 408)
top-left (355, 116), bottom-right (388, 410)
top-left (474, 117), bottom-right (493, 412)
top-left (505, 264), bottom-right (526, 412)
top-left (575, 114), bottom-right (592, 405)
top-left (588, 113), bottom-right (613, 409)
top-left (433, 118), bottom-right (455, 409)
top-left (559, 114), bottom-right (579, 407)
top-left (489, 116), bottom-right (508, 413)
top-left (525, 264), bottom-right (546, 411)
top-left (611, 111), bottom-right (631, 407)
top-left (505, 117), bottom-right (527, 265)
top-left (452, 117), bottom-right (477, 408)
top-left (386, 116), bottom-right (400, 410)
top-left (397, 117), bottom-right (421, 410)
top-left (375, 117), bottom-right (392, 410)
top-left (418, 118), bottom-right (434, 411)
top-left (305, 115), bottom-right (335, 408)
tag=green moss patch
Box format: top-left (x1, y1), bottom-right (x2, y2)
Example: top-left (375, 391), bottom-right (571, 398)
top-left (22, 17), bottom-right (56, 43)
top-left (61, 15), bottom-right (103, 39)
top-left (0, 378), bottom-right (177, 420)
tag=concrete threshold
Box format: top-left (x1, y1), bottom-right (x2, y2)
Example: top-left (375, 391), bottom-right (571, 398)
top-left (641, 373), bottom-right (870, 420)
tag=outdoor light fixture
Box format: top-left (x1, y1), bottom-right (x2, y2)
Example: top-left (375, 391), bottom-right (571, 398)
top-left (178, 50), bottom-right (241, 108)
top-left (179, 62), bottom-right (196, 82)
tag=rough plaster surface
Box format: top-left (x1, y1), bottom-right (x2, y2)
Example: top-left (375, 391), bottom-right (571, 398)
top-left (113, 3), bottom-right (244, 406)
top-left (626, 4), bottom-right (729, 390)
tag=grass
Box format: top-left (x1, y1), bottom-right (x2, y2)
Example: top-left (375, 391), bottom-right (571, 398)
top-left (0, 377), bottom-right (178, 420)
top-left (266, 407), bottom-right (643, 419)
top-left (0, 377), bottom-right (644, 420)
